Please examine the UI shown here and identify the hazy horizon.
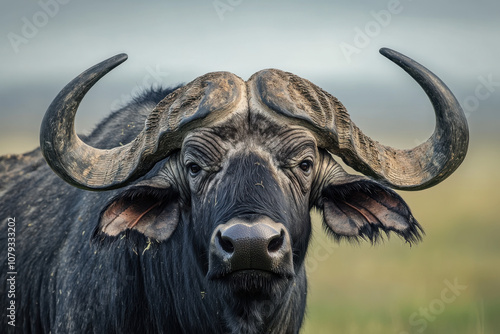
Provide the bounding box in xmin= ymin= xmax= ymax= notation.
xmin=1 ymin=0 xmax=499 ymax=155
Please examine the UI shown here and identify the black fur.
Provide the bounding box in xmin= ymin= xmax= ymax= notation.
xmin=0 ymin=87 xmax=308 ymax=333
xmin=84 ymin=86 xmax=182 ymax=149
xmin=0 ymin=84 xmax=422 ymax=333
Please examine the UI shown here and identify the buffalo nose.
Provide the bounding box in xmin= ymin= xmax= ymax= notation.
xmin=217 ymin=223 xmax=284 ymax=255
xmin=209 ymin=217 xmax=293 ymax=275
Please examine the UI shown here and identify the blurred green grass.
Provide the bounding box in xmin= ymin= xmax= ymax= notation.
xmin=302 ymin=143 xmax=499 ymax=333
xmin=2 ymin=132 xmax=498 ymax=333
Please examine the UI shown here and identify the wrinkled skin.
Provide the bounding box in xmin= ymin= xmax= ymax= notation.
xmin=0 ymin=86 xmax=423 ymax=333
xmin=90 ymin=97 xmax=421 ymax=333
xmin=2 ymin=47 xmax=469 ymax=333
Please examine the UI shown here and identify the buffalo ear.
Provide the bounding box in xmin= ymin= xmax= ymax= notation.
xmin=317 ymin=179 xmax=423 ymax=244
xmin=95 ymin=186 xmax=180 ymax=242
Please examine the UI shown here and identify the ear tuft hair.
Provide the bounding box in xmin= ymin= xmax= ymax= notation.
xmin=319 ymin=180 xmax=424 ymax=245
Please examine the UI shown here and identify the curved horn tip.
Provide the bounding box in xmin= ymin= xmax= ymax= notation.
xmin=92 ymin=53 xmax=128 ymax=73
xmin=379 ymin=47 xmax=395 ymax=56
xmin=378 ymin=47 xmax=409 ymax=63
xmin=39 ymin=52 xmax=131 ymax=191
xmin=106 ymin=53 xmax=128 ymax=66
xmin=344 ymin=47 xmax=469 ymax=190
xmin=114 ymin=53 xmax=128 ymax=61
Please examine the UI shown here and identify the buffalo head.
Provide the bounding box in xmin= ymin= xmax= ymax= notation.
xmin=39 ymin=48 xmax=468 ymax=304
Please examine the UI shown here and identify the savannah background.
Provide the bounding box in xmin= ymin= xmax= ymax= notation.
xmin=1 ymin=1 xmax=498 ymax=333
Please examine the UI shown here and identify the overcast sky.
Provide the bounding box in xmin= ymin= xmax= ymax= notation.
xmin=1 ymin=0 xmax=499 ymax=155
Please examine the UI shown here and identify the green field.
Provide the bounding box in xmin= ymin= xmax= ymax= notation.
xmin=1 ymin=136 xmax=498 ymax=333
xmin=302 ymin=143 xmax=499 ymax=333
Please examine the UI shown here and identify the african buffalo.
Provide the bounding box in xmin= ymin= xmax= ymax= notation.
xmin=0 ymin=48 xmax=468 ymax=333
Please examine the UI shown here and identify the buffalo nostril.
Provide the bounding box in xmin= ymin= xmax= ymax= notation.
xmin=267 ymin=229 xmax=285 ymax=253
xmin=208 ymin=221 xmax=293 ymax=277
xmin=217 ymin=230 xmax=234 ymax=254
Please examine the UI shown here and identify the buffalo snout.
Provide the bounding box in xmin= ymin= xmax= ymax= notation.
xmin=208 ymin=216 xmax=293 ymax=280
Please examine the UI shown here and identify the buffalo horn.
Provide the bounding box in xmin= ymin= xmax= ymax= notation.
xmin=40 ymin=54 xmax=246 ymax=190
xmin=249 ymin=48 xmax=469 ymax=190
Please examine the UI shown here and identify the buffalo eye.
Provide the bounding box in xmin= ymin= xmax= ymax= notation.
xmin=188 ymin=163 xmax=202 ymax=176
xmin=299 ymin=160 xmax=313 ymax=173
